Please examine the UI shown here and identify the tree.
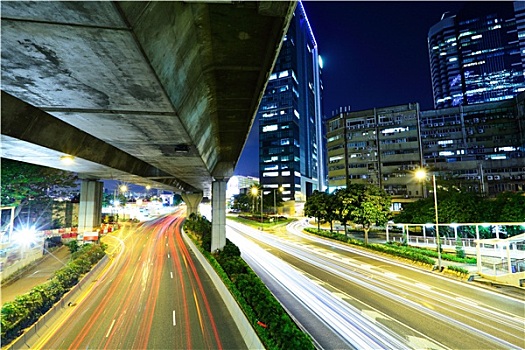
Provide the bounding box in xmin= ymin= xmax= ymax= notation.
xmin=394 ymin=197 xmax=435 ymax=224
xmin=348 ymin=185 xmax=391 ymax=244
xmin=231 ymin=193 xmax=251 ymax=212
xmin=304 ymin=190 xmax=329 ymax=231
xmin=332 ymin=187 xmax=359 ymax=237
xmin=488 ymin=191 xmax=525 ymax=222
xmin=1 ymin=159 xmax=78 ymax=229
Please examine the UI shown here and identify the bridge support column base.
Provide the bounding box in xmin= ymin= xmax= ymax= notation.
xmin=211 ymin=180 xmax=227 ymax=252
xmin=78 ymin=180 xmax=103 ymax=232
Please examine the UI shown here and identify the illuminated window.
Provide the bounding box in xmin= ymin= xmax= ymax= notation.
xmin=282 ymin=171 xmax=291 ymax=176
xmin=329 ymin=155 xmax=343 ymax=162
xmin=439 ymin=151 xmax=454 ymax=156
xmin=263 ymin=172 xmax=279 ymax=177
xmin=263 ymin=125 xmax=278 ymax=132
xmin=438 ymin=140 xmax=453 ymax=145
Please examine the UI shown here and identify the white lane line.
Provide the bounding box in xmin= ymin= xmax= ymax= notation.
xmin=106 ymin=319 xmax=116 ymax=338
xmin=455 ymin=297 xmax=478 ymax=306
xmin=170 ymin=271 xmax=173 ymax=279
xmin=168 ymin=253 xmax=170 ymax=259
xmin=415 ymin=283 xmax=432 ymax=291
xmin=173 ymin=310 xmax=177 ymax=326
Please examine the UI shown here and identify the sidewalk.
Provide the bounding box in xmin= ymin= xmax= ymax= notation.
xmin=1 ymin=246 xmax=71 ymax=305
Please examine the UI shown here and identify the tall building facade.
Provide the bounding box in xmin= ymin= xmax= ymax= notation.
xmin=326 ymin=103 xmax=423 ymax=210
xmin=428 ymin=2 xmax=525 ymax=109
xmin=257 ymin=2 xmax=324 ymax=204
xmin=326 ymin=94 xmax=525 ymax=209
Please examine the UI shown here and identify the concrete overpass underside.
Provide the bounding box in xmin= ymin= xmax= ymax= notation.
xmin=1 ymin=1 xmax=295 ymax=198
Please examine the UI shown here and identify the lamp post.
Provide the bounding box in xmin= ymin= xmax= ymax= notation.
xmin=260 ymin=188 xmax=264 ymax=226
xmin=416 ymin=170 xmax=442 ymax=270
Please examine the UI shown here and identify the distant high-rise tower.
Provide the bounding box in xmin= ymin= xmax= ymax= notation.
xmin=428 ymin=2 xmax=525 ymax=109
xmin=257 ymin=2 xmax=324 ymax=204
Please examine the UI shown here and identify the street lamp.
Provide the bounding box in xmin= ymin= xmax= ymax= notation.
xmin=260 ymin=187 xmax=264 ymax=226
xmin=120 ymin=184 xmax=128 ymax=197
xmin=415 ymin=169 xmax=442 ymax=271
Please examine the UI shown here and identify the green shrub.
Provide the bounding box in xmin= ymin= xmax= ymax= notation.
xmin=446 ymin=265 xmax=469 ymax=275
xmin=1 ymin=243 xmax=106 ymax=345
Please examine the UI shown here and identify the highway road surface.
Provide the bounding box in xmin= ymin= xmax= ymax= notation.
xmin=29 ymin=213 xmax=245 ymax=349
xmin=226 ymin=220 xmax=525 ymax=350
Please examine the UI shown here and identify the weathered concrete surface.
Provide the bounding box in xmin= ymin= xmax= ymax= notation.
xmin=1 ymin=1 xmax=295 ymax=196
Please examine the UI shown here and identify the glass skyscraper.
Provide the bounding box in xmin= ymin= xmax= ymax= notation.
xmin=257 ymin=2 xmax=324 ymax=204
xmin=428 ymin=2 xmax=525 ymax=109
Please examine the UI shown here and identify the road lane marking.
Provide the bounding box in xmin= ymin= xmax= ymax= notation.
xmin=415 ymin=283 xmax=432 ymax=291
xmin=168 ymin=253 xmax=170 ymax=259
xmin=106 ymin=319 xmax=116 ymax=338
xmin=173 ymin=310 xmax=177 ymax=326
xmin=455 ymin=297 xmax=478 ymax=306
xmin=193 ymin=291 xmax=205 ymax=333
xmin=170 ymin=271 xmax=173 ymax=279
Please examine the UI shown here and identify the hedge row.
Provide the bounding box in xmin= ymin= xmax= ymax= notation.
xmin=184 ymin=215 xmax=314 ymax=350
xmin=1 ymin=243 xmax=106 ymax=345
xmin=446 ymin=265 xmax=470 ymax=275
xmin=386 ymin=241 xmax=477 ymax=264
xmin=304 ymin=228 xmax=436 ymax=266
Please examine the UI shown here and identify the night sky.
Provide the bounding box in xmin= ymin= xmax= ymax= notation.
xmin=235 ymin=1 xmax=468 ymax=177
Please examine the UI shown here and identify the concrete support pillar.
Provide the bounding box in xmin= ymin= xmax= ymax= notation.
xmin=78 ymin=180 xmax=103 ymax=233
xmin=181 ymin=192 xmax=203 ymax=217
xmin=211 ymin=180 xmax=227 ymax=252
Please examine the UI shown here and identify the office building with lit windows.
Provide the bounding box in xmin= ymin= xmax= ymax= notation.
xmin=428 ymin=2 xmax=525 ymax=109
xmin=257 ymin=2 xmax=324 ymax=209
xmin=326 ymin=93 xmax=525 ymax=209
xmin=326 ymin=103 xmax=423 ymax=211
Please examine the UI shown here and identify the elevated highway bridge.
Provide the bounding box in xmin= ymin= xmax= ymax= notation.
xmin=1 ymin=1 xmax=296 ymax=249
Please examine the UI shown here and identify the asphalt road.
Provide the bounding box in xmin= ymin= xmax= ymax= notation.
xmin=1 ymin=245 xmax=71 ymax=304
xmin=227 ymin=220 xmax=525 ymax=350
xmin=28 ymin=213 xmax=245 ymax=349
